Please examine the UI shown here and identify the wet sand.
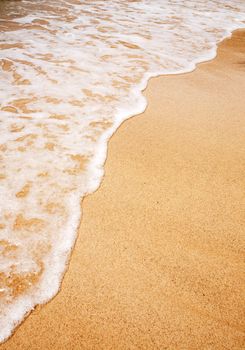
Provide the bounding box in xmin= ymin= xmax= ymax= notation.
xmin=1 ymin=30 xmax=245 ymax=349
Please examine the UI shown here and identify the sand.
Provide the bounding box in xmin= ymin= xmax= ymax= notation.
xmin=1 ymin=30 xmax=245 ymax=349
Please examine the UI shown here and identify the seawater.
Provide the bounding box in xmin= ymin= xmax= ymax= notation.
xmin=0 ymin=0 xmax=244 ymax=343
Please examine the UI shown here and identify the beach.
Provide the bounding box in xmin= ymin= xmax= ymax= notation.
xmin=1 ymin=29 xmax=245 ymax=349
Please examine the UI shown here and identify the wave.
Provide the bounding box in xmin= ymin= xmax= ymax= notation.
xmin=0 ymin=0 xmax=244 ymax=343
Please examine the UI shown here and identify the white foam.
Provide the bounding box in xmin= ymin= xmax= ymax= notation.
xmin=0 ymin=0 xmax=245 ymax=343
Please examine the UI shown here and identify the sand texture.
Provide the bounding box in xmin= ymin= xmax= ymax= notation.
xmin=1 ymin=30 xmax=245 ymax=349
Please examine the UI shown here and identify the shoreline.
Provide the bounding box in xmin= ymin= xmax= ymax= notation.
xmin=1 ymin=29 xmax=245 ymax=349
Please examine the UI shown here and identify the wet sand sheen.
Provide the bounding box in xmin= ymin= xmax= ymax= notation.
xmin=1 ymin=30 xmax=245 ymax=349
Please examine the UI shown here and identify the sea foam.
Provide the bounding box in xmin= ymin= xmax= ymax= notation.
xmin=0 ymin=0 xmax=245 ymax=343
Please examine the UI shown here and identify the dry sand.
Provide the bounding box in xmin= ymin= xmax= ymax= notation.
xmin=1 ymin=30 xmax=245 ymax=350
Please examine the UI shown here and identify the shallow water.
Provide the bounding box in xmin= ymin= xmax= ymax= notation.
xmin=0 ymin=0 xmax=244 ymax=343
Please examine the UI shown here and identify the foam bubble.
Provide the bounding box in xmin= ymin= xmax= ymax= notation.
xmin=0 ymin=0 xmax=245 ymax=343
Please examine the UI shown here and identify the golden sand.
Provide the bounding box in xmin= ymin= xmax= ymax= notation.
xmin=1 ymin=30 xmax=245 ymax=349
